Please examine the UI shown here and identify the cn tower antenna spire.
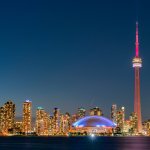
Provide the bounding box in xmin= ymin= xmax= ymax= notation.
xmin=135 ymin=21 xmax=139 ymax=57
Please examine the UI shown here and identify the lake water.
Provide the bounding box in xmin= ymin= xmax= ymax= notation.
xmin=0 ymin=136 xmax=150 ymax=150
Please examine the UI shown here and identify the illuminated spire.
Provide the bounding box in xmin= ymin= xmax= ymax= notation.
xmin=135 ymin=22 xmax=139 ymax=57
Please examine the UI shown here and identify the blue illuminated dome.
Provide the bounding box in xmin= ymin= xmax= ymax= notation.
xmin=73 ymin=116 xmax=116 ymax=128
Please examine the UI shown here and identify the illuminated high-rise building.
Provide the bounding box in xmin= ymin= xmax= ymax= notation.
xmin=22 ymin=100 xmax=32 ymax=134
xmin=49 ymin=116 xmax=54 ymax=135
xmin=123 ymin=120 xmax=131 ymax=133
xmin=36 ymin=107 xmax=49 ymax=135
xmin=129 ymin=112 xmax=138 ymax=134
xmin=132 ymin=22 xmax=142 ymax=132
xmin=65 ymin=112 xmax=71 ymax=131
xmin=143 ymin=120 xmax=150 ymax=136
xmin=111 ymin=104 xmax=117 ymax=124
xmin=0 ymin=107 xmax=5 ymax=133
xmin=0 ymin=101 xmax=15 ymax=134
xmin=53 ymin=108 xmax=60 ymax=134
xmin=60 ymin=114 xmax=65 ymax=134
xmin=116 ymin=107 xmax=125 ymax=132
xmin=60 ymin=112 xmax=71 ymax=134
xmin=90 ymin=107 xmax=103 ymax=116
xmin=77 ymin=107 xmax=86 ymax=119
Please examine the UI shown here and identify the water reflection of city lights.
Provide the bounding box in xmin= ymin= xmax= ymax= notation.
xmin=90 ymin=134 xmax=95 ymax=138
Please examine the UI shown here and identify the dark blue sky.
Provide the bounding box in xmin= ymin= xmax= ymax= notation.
xmin=0 ymin=0 xmax=150 ymax=120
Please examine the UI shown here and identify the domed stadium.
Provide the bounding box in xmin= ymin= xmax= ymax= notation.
xmin=71 ymin=116 xmax=116 ymax=135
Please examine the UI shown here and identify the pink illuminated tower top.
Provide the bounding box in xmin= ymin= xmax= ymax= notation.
xmin=135 ymin=22 xmax=139 ymax=57
xmin=132 ymin=22 xmax=142 ymax=68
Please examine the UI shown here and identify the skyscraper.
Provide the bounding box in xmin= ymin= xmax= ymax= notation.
xmin=129 ymin=112 xmax=138 ymax=134
xmin=53 ymin=108 xmax=60 ymax=134
xmin=36 ymin=107 xmax=49 ymax=135
xmin=22 ymin=100 xmax=32 ymax=134
xmin=116 ymin=107 xmax=125 ymax=132
xmin=59 ymin=112 xmax=71 ymax=135
xmin=132 ymin=22 xmax=142 ymax=132
xmin=111 ymin=104 xmax=117 ymax=124
xmin=0 ymin=101 xmax=15 ymax=134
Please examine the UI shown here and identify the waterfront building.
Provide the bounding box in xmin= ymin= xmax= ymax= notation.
xmin=90 ymin=107 xmax=103 ymax=116
xmin=0 ymin=101 xmax=15 ymax=135
xmin=143 ymin=120 xmax=150 ymax=136
xmin=129 ymin=112 xmax=138 ymax=134
xmin=132 ymin=22 xmax=142 ymax=132
xmin=36 ymin=107 xmax=49 ymax=135
xmin=48 ymin=116 xmax=54 ymax=135
xmin=116 ymin=107 xmax=125 ymax=132
xmin=14 ymin=121 xmax=23 ymax=134
xmin=22 ymin=100 xmax=32 ymax=134
xmin=77 ymin=107 xmax=86 ymax=119
xmin=0 ymin=106 xmax=5 ymax=134
xmin=53 ymin=108 xmax=61 ymax=134
xmin=123 ymin=120 xmax=131 ymax=133
xmin=111 ymin=104 xmax=117 ymax=124
xmin=60 ymin=112 xmax=71 ymax=135
xmin=60 ymin=114 xmax=65 ymax=134
xmin=65 ymin=112 xmax=71 ymax=131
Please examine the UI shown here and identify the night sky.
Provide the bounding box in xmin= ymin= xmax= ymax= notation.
xmin=0 ymin=0 xmax=150 ymax=120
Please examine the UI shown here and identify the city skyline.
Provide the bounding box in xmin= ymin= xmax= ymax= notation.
xmin=0 ymin=0 xmax=150 ymax=120
xmin=0 ymin=99 xmax=144 ymax=135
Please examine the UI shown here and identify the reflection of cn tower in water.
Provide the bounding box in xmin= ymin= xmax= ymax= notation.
xmin=132 ymin=22 xmax=142 ymax=132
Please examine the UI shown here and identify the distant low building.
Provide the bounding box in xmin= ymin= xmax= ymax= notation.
xmin=90 ymin=107 xmax=103 ymax=116
xmin=14 ymin=121 xmax=23 ymax=134
xmin=77 ymin=107 xmax=86 ymax=119
xmin=143 ymin=120 xmax=150 ymax=136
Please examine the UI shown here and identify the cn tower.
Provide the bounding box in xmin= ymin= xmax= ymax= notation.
xmin=132 ymin=22 xmax=142 ymax=132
